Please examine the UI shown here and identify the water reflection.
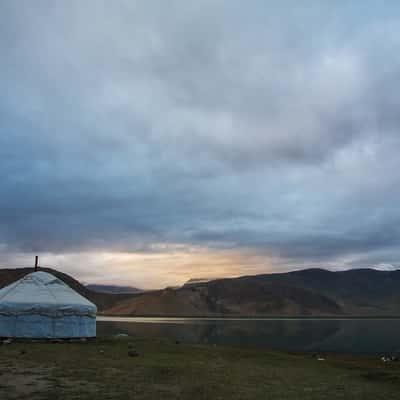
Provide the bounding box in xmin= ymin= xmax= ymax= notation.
xmin=97 ymin=317 xmax=400 ymax=353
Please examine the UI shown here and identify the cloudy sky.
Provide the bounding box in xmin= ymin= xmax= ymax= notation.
xmin=1 ymin=1 xmax=400 ymax=288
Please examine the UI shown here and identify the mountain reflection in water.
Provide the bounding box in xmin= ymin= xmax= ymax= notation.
xmin=97 ymin=318 xmax=400 ymax=353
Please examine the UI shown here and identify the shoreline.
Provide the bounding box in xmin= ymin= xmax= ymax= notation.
xmin=97 ymin=315 xmax=400 ymax=321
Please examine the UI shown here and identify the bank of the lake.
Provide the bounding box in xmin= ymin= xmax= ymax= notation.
xmin=1 ymin=337 xmax=400 ymax=399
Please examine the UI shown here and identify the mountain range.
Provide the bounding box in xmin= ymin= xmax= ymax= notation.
xmin=1 ymin=267 xmax=400 ymax=316
xmin=85 ymin=284 xmax=142 ymax=294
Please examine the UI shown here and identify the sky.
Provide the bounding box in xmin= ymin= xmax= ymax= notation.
xmin=1 ymin=1 xmax=400 ymax=289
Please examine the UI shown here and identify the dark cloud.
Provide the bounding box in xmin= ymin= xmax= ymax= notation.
xmin=1 ymin=0 xmax=400 ymax=277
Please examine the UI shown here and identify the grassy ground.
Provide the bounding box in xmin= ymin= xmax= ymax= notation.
xmin=1 ymin=338 xmax=400 ymax=399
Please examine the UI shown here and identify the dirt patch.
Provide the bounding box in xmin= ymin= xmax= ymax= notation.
xmin=0 ymin=370 xmax=51 ymax=399
xmin=0 ymin=367 xmax=101 ymax=400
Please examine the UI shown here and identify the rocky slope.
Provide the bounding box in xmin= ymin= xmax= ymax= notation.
xmin=102 ymin=268 xmax=400 ymax=316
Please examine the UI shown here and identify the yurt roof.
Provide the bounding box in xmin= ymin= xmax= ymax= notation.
xmin=0 ymin=271 xmax=96 ymax=317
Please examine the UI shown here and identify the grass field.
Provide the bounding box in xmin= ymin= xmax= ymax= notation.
xmin=1 ymin=337 xmax=400 ymax=399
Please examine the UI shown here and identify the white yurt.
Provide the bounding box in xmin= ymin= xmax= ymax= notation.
xmin=0 ymin=271 xmax=97 ymax=338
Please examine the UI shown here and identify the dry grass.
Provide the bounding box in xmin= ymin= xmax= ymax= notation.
xmin=1 ymin=338 xmax=400 ymax=399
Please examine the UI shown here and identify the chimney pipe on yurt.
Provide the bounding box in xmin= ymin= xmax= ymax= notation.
xmin=34 ymin=256 xmax=39 ymax=272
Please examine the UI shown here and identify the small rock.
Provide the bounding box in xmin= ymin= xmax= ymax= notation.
xmin=128 ymin=350 xmax=139 ymax=357
xmin=380 ymin=355 xmax=399 ymax=362
xmin=175 ymin=340 xmax=181 ymax=345
xmin=19 ymin=349 xmax=27 ymax=355
xmin=115 ymin=333 xmax=129 ymax=338
xmin=99 ymin=350 xmax=105 ymax=354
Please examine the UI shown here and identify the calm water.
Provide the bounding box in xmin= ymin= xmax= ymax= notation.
xmin=97 ymin=317 xmax=400 ymax=354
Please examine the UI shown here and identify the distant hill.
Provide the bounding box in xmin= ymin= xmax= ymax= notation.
xmin=85 ymin=284 xmax=142 ymax=294
xmin=2 ymin=267 xmax=400 ymax=316
xmin=104 ymin=273 xmax=341 ymax=316
xmin=103 ymin=268 xmax=400 ymax=317
xmin=248 ymin=268 xmax=400 ymax=315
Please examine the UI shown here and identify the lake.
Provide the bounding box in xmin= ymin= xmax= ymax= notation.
xmin=97 ymin=316 xmax=400 ymax=354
